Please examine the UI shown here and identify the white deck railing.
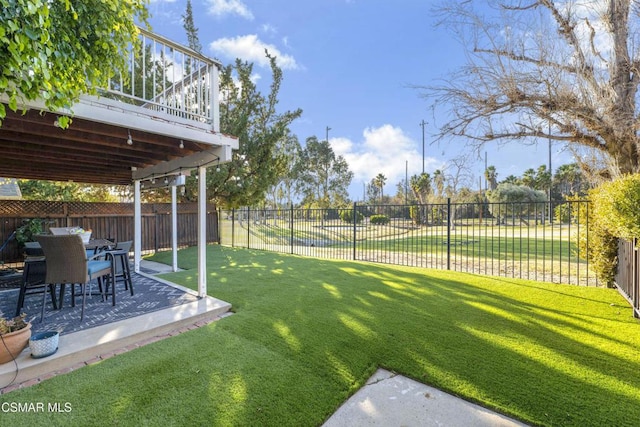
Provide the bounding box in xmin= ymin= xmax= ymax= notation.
xmin=103 ymin=27 xmax=220 ymax=132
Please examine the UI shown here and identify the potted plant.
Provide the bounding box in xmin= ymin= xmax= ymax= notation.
xmin=0 ymin=313 xmax=32 ymax=364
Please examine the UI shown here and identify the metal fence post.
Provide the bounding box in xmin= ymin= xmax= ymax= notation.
xmin=634 ymin=238 xmax=639 ymax=318
xmin=290 ymin=203 xmax=294 ymax=254
xmin=247 ymin=206 xmax=251 ymax=249
xmin=447 ymin=197 xmax=451 ymax=270
xmin=353 ymin=202 xmax=357 ymax=261
xmin=231 ymin=208 xmax=235 ymax=247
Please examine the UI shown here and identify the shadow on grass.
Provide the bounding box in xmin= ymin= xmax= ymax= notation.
xmin=4 ymin=245 xmax=637 ymax=426
xmin=152 ymin=245 xmax=640 ymax=426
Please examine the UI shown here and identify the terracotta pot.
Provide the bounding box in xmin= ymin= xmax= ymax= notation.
xmin=0 ymin=323 xmax=32 ymax=364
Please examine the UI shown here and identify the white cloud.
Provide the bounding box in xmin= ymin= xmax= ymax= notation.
xmin=206 ymin=0 xmax=254 ymax=20
xmin=330 ymin=124 xmax=439 ymax=192
xmin=210 ymin=34 xmax=300 ymax=70
xmin=261 ymin=24 xmax=277 ymax=35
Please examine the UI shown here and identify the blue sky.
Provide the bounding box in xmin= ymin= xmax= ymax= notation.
xmin=147 ymin=0 xmax=573 ymax=199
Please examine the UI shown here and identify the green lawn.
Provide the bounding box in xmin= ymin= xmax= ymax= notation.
xmin=1 ymin=245 xmax=639 ymax=426
xmin=225 ymin=220 xmax=582 ymax=262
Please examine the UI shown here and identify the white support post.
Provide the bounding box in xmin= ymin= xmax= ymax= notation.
xmin=134 ymin=180 xmax=142 ymax=273
xmin=197 ymin=166 xmax=207 ymax=297
xmin=171 ymin=185 xmax=178 ymax=272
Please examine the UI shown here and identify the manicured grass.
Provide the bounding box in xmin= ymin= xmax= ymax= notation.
xmin=356 ymin=234 xmax=578 ymax=260
xmin=1 ymin=245 xmax=639 ymax=426
xmin=225 ymin=219 xmax=580 ymax=261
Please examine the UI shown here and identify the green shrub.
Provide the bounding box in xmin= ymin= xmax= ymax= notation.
xmin=15 ymin=218 xmax=45 ymax=247
xmin=340 ymin=209 xmax=364 ymax=224
xmin=572 ymin=197 xmax=618 ymax=286
xmin=554 ymin=204 xmax=571 ymax=224
xmin=369 ymin=214 xmax=390 ymax=225
xmin=573 ymin=174 xmax=640 ymax=287
xmin=591 ymin=174 xmax=640 ymax=240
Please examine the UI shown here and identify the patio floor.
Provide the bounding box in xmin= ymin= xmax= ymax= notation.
xmin=0 ymin=261 xmax=231 ymax=391
xmin=1 ymin=271 xmax=199 ymax=336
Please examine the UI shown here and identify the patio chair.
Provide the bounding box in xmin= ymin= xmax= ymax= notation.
xmin=24 ymin=241 xmax=44 ymax=257
xmin=105 ymin=241 xmax=133 ymax=296
xmin=36 ymin=234 xmax=114 ymax=321
xmin=15 ymin=256 xmax=57 ymax=321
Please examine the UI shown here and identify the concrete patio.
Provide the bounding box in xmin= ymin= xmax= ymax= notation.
xmin=0 ymin=260 xmax=231 ymax=391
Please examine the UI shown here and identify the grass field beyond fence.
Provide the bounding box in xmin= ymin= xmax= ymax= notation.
xmin=221 ymin=201 xmax=596 ymax=286
xmin=1 ymin=246 xmax=637 ymax=426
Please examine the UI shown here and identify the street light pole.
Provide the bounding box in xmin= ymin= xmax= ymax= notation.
xmin=419 ymin=120 xmax=427 ymax=174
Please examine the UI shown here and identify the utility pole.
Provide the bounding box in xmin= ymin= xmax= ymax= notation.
xmin=548 ymin=122 xmax=553 ymax=224
xmin=419 ymin=120 xmax=427 ymax=174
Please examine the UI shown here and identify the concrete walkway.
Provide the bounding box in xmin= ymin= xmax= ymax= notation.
xmin=323 ymin=369 xmax=528 ymax=427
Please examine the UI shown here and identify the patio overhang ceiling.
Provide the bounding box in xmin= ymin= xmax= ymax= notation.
xmin=0 ymin=104 xmax=234 ymax=186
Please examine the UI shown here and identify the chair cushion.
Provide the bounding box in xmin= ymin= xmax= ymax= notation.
xmin=87 ymin=260 xmax=111 ymax=276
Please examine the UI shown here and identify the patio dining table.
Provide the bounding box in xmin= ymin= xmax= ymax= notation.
xmin=85 ymin=238 xmax=115 ymax=252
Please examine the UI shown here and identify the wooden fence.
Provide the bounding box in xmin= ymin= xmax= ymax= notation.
xmin=615 ymin=238 xmax=640 ymax=318
xmin=0 ymin=200 xmax=218 ymax=265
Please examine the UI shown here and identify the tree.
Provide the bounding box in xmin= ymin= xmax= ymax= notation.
xmin=432 ymin=169 xmax=445 ymax=199
xmin=521 ymin=168 xmax=537 ymax=189
xmin=182 ymin=0 xmax=202 ymax=53
xmin=0 ymin=0 xmax=148 ymax=127
xmin=267 ymin=132 xmax=302 ymax=208
xmin=296 ymin=136 xmax=353 ymax=208
xmin=501 ymin=174 xmax=520 ymax=185
xmin=373 ymin=173 xmax=387 ymax=204
xmin=366 ymin=181 xmax=379 ymax=204
xmin=410 ymin=173 xmax=432 ymax=204
xmin=178 ymin=55 xmax=301 ymax=207
xmin=535 ymin=165 xmax=552 ymax=192
xmin=484 ymin=166 xmax=499 ymax=191
xmin=425 ymin=1 xmax=640 ymax=180
xmin=178 ymin=6 xmax=302 ymax=208
xmin=487 ymin=183 xmax=547 ymax=224
xmin=554 ymin=163 xmax=588 ymax=197
xmin=19 ymin=180 xmax=121 ymax=202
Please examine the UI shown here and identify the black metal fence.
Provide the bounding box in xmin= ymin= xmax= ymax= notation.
xmin=220 ymin=200 xmax=597 ymax=286
xmin=615 ymin=238 xmax=640 ymax=318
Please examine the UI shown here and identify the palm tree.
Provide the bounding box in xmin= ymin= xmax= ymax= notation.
xmin=373 ymin=173 xmax=387 ymax=204
xmin=433 ymin=169 xmax=445 ymax=198
xmin=484 ymin=166 xmax=498 ymax=191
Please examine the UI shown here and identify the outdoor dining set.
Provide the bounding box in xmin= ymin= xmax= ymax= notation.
xmin=14 ymin=228 xmax=134 ymax=323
